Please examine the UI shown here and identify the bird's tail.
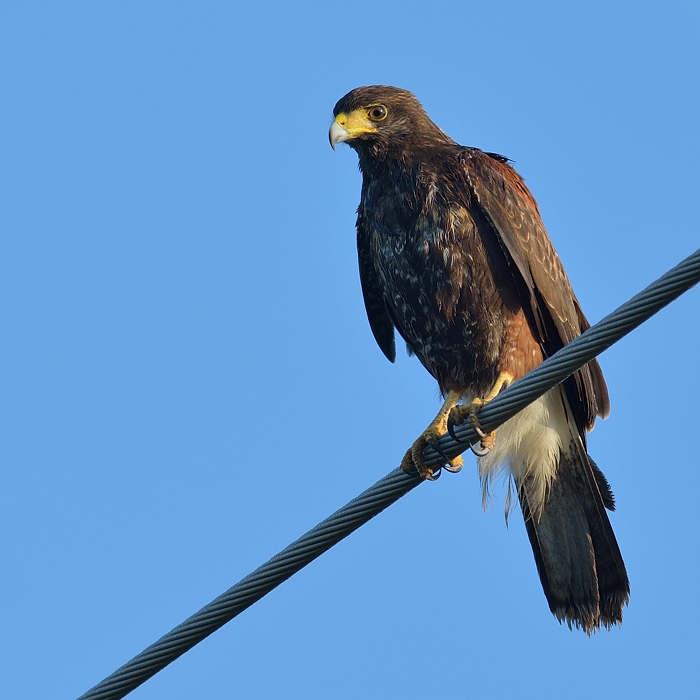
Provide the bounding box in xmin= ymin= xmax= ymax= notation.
xmin=518 ymin=430 xmax=630 ymax=633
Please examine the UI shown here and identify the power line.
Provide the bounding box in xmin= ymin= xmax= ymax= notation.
xmin=428 ymin=247 xmax=700 ymax=466
xmin=78 ymin=248 xmax=700 ymax=700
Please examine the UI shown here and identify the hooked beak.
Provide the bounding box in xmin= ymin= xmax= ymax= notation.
xmin=329 ymin=120 xmax=350 ymax=150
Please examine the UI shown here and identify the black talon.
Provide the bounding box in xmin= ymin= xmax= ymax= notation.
xmin=428 ymin=438 xmax=452 ymax=467
xmin=429 ymin=439 xmax=462 ymax=474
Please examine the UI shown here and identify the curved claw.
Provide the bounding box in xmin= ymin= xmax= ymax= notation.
xmin=428 ymin=437 xmax=450 ymax=463
xmin=469 ymin=442 xmax=491 ymax=458
xmin=410 ymin=457 xmax=440 ymax=481
xmin=447 ymin=405 xmax=469 ymax=442
xmin=470 ymin=421 xmax=488 ymax=439
xmin=401 ymin=460 xmax=439 ymax=480
xmin=428 ymin=438 xmax=464 ymax=474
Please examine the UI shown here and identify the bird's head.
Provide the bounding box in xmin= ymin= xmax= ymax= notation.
xmin=329 ymin=85 xmax=454 ymax=162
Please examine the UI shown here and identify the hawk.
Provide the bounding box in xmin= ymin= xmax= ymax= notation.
xmin=329 ymin=85 xmax=629 ymax=633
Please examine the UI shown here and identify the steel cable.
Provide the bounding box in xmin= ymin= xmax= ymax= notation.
xmin=424 ymin=247 xmax=700 ymax=467
xmin=78 ymin=247 xmax=700 ymax=699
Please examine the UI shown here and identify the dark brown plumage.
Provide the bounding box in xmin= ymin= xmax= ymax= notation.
xmin=330 ymin=85 xmax=629 ymax=632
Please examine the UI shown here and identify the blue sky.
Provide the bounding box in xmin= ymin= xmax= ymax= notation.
xmin=2 ymin=2 xmax=699 ymax=698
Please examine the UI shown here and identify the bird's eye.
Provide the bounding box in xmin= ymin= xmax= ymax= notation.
xmin=367 ymin=105 xmax=388 ymax=121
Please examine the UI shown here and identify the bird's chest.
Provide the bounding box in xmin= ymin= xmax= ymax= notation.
xmin=367 ymin=211 xmax=456 ymax=324
xmin=362 ymin=181 xmax=484 ymax=319
xmin=361 ymin=179 xmax=459 ymax=292
xmin=361 ymin=184 xmax=507 ymax=391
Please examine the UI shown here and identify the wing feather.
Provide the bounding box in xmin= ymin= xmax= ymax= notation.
xmin=357 ymin=215 xmax=396 ymax=362
xmin=459 ymin=149 xmax=608 ymax=428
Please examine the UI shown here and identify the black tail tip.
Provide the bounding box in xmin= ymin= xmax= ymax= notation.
xmin=552 ymin=590 xmax=630 ymax=635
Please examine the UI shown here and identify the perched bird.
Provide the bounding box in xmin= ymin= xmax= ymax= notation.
xmin=329 ymin=85 xmax=629 ymax=633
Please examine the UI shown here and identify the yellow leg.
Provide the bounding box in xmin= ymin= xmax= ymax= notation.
xmin=400 ymin=389 xmax=464 ymax=480
xmin=448 ymin=371 xmax=513 ymax=452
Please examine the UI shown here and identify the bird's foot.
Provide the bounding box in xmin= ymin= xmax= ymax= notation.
xmin=400 ymin=430 xmax=464 ymax=480
xmin=400 ymin=389 xmax=464 ymax=480
xmin=447 ymin=400 xmax=496 ymax=457
xmin=447 ymin=372 xmax=513 ymax=456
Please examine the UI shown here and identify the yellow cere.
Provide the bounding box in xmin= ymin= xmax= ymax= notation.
xmin=334 ymin=109 xmax=377 ymax=137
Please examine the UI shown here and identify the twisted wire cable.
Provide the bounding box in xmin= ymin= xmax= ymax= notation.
xmin=78 ymin=248 xmax=700 ymax=700
xmin=78 ymin=468 xmax=423 ymax=700
xmin=424 ymin=247 xmax=700 ymax=467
